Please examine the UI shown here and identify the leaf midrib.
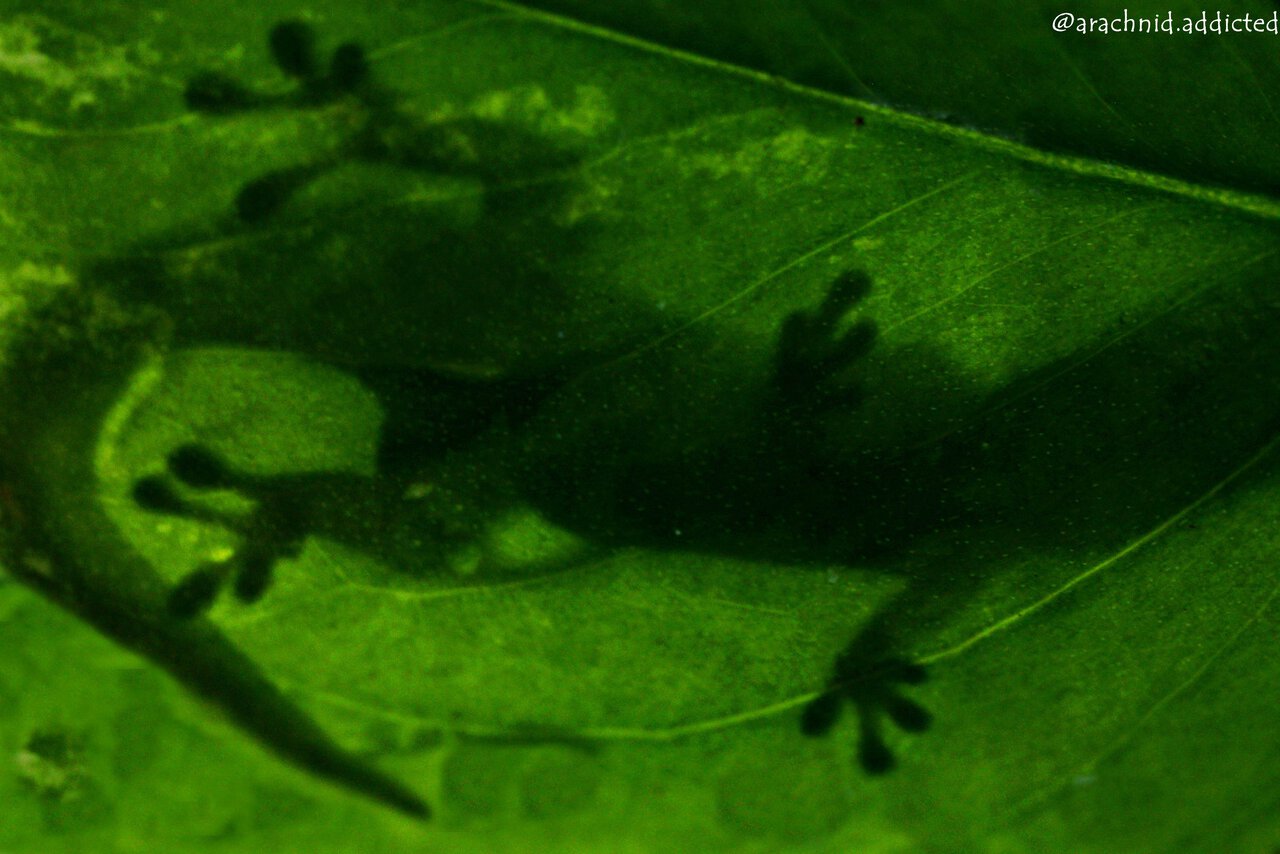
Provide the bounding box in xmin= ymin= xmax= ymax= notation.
xmin=466 ymin=0 xmax=1280 ymax=222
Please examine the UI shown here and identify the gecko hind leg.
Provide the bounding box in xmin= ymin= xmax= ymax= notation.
xmin=778 ymin=272 xmax=935 ymax=772
xmin=800 ymin=629 xmax=932 ymax=774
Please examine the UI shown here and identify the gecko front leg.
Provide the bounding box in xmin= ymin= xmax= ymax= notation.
xmin=183 ymin=18 xmax=579 ymax=223
xmin=132 ymin=445 xmax=323 ymax=616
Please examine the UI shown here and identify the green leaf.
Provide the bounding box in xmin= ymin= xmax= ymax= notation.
xmin=2 ymin=3 xmax=1280 ymax=852
xmin=505 ymin=0 xmax=1280 ymax=196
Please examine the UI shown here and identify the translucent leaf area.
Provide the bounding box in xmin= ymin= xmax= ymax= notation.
xmin=1 ymin=2 xmax=1279 ymax=852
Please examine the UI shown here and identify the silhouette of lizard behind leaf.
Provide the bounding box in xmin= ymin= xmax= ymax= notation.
xmin=70 ymin=18 xmax=1280 ymax=799
xmin=94 ymin=19 xmax=957 ymax=775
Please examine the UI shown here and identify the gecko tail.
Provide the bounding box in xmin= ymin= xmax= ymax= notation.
xmin=0 ymin=284 xmax=430 ymax=820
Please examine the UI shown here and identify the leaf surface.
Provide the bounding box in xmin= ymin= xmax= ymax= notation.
xmin=1 ymin=3 xmax=1279 ymax=852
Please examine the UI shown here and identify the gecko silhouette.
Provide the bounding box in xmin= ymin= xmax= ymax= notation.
xmin=79 ymin=18 xmax=1280 ymax=793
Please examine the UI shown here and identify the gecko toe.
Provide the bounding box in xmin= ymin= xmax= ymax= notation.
xmin=269 ymin=19 xmax=321 ymax=80
xmin=168 ymin=445 xmax=235 ymax=489
xmin=858 ymin=733 xmax=896 ymax=775
xmin=885 ymin=696 xmax=932 ymax=733
xmin=232 ymin=549 xmax=277 ymax=604
xmin=800 ymin=690 xmax=844 ymax=736
xmin=820 ymin=270 xmax=872 ymax=317
xmin=167 ymin=562 xmax=231 ymax=618
xmin=330 ymin=42 xmax=369 ymax=90
xmin=132 ymin=476 xmax=188 ymax=514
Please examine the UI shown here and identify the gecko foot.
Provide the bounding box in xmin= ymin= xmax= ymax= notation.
xmin=183 ymin=20 xmax=372 ymax=220
xmin=799 ymin=631 xmax=931 ymax=774
xmin=184 ymin=19 xmax=368 ymax=115
xmin=132 ymin=445 xmax=310 ymax=617
xmin=772 ymin=270 xmax=877 ymax=421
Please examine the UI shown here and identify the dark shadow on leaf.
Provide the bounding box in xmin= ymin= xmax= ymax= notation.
xmin=53 ymin=18 xmax=1280 ymax=798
